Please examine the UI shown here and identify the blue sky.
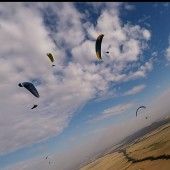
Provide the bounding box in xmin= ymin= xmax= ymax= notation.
xmin=0 ymin=2 xmax=170 ymax=170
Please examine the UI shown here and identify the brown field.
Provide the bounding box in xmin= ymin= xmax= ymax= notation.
xmin=79 ymin=122 xmax=170 ymax=170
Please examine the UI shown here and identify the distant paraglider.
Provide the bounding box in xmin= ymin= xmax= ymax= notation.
xmin=47 ymin=53 xmax=55 ymax=66
xmin=31 ymin=104 xmax=38 ymax=109
xmin=46 ymin=156 xmax=50 ymax=165
xmin=136 ymin=106 xmax=146 ymax=117
xmin=18 ymin=82 xmax=40 ymax=98
xmin=95 ymin=34 xmax=104 ymax=60
xmin=105 ymin=45 xmax=111 ymax=55
xmin=18 ymin=82 xmax=39 ymax=109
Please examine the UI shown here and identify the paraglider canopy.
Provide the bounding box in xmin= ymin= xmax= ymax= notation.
xmin=95 ymin=34 xmax=104 ymax=60
xmin=18 ymin=82 xmax=40 ymax=98
xmin=47 ymin=53 xmax=55 ymax=66
xmin=31 ymin=104 xmax=38 ymax=109
xmin=136 ymin=106 xmax=146 ymax=117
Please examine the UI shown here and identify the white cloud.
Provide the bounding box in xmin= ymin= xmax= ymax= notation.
xmin=89 ymin=102 xmax=134 ymax=122
xmin=152 ymin=51 xmax=158 ymax=57
xmin=163 ymin=2 xmax=169 ymax=7
xmin=52 ymin=3 xmax=85 ymax=49
xmin=165 ymin=36 xmax=170 ymax=61
xmin=0 ymin=2 xmax=153 ymax=156
xmin=138 ymin=15 xmax=151 ymax=24
xmin=124 ymin=3 xmax=136 ymax=10
xmin=153 ymin=3 xmax=158 ymax=8
xmin=123 ymin=84 xmax=146 ymax=96
xmin=126 ymin=60 xmax=153 ymax=80
xmin=0 ymin=2 xmax=84 ymax=154
xmin=166 ymin=47 xmax=170 ymax=60
xmin=142 ymin=29 xmax=151 ymax=40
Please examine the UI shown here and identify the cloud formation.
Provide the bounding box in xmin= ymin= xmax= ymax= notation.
xmin=165 ymin=36 xmax=170 ymax=61
xmin=0 ymin=2 xmax=152 ymax=155
xmin=123 ymin=84 xmax=146 ymax=96
xmin=88 ymin=102 xmax=135 ymax=123
xmin=3 ymin=86 xmax=170 ymax=170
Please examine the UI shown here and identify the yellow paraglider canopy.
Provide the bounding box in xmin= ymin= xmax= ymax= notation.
xmin=95 ymin=34 xmax=104 ymax=60
xmin=47 ymin=53 xmax=55 ymax=66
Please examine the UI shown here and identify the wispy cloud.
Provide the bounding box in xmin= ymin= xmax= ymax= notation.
xmin=123 ymin=84 xmax=146 ymax=96
xmin=165 ymin=36 xmax=170 ymax=61
xmin=88 ymin=102 xmax=135 ymax=123
xmin=124 ymin=3 xmax=136 ymax=10
xmin=152 ymin=51 xmax=158 ymax=57
xmin=163 ymin=2 xmax=169 ymax=7
xmin=138 ymin=15 xmax=151 ymax=24
xmin=126 ymin=60 xmax=153 ymax=81
xmin=166 ymin=48 xmax=170 ymax=60
xmin=164 ymin=36 xmax=170 ymax=61
xmin=153 ymin=3 xmax=158 ymax=8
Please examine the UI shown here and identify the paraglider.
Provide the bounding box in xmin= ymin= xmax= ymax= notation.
xmin=18 ymin=82 xmax=40 ymax=98
xmin=105 ymin=45 xmax=111 ymax=54
xmin=95 ymin=34 xmax=104 ymax=60
xmin=136 ymin=106 xmax=146 ymax=117
xmin=31 ymin=104 xmax=38 ymax=109
xmin=47 ymin=53 xmax=55 ymax=66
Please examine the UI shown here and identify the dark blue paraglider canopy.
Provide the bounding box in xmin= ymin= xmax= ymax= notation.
xmin=18 ymin=82 xmax=40 ymax=98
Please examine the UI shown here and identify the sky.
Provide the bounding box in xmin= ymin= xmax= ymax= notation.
xmin=0 ymin=2 xmax=170 ymax=170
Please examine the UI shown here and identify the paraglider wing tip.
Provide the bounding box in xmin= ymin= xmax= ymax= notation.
xmin=18 ymin=83 xmax=22 ymax=87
